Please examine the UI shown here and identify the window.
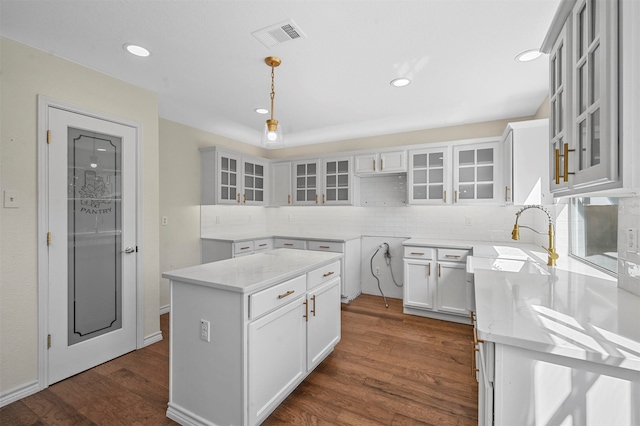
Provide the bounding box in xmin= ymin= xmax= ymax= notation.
xmin=570 ymin=197 xmax=618 ymax=274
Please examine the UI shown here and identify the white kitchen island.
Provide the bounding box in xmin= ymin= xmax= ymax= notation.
xmin=162 ymin=248 xmax=343 ymax=426
xmin=474 ymin=266 xmax=640 ymax=426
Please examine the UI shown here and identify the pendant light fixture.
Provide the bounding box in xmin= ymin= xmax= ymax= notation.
xmin=261 ymin=56 xmax=285 ymax=148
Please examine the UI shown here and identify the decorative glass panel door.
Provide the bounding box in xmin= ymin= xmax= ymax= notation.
xmin=409 ymin=148 xmax=450 ymax=204
xmin=47 ymin=106 xmax=137 ymax=385
xmin=453 ymin=143 xmax=499 ymax=204
xmin=67 ymin=128 xmax=122 ymax=345
xmin=218 ymin=153 xmax=239 ymax=204
xmin=293 ymin=160 xmax=319 ymax=205
xmin=243 ymin=160 xmax=265 ymax=204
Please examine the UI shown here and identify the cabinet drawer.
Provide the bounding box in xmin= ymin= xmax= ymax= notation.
xmin=253 ymin=238 xmax=273 ymax=252
xmin=233 ymin=241 xmax=254 ymax=256
xmin=250 ymin=275 xmax=306 ymax=320
xmin=307 ymin=260 xmax=341 ymax=290
xmin=403 ymin=247 xmax=435 ymax=259
xmin=274 ymin=238 xmax=306 ymax=250
xmin=307 ymin=240 xmax=344 ymax=253
xmin=438 ymin=248 xmax=470 ymax=262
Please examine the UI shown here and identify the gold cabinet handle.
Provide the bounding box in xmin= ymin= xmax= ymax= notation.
xmin=237 ymin=193 xmax=241 ymax=204
xmin=563 ymin=143 xmax=569 ymax=182
xmin=303 ymin=299 xmax=308 ymax=321
xmin=311 ymin=295 xmax=316 ymax=316
xmin=278 ymin=290 xmax=295 ymax=299
xmin=454 ymin=190 xmax=458 ymax=203
xmin=472 ymin=342 xmax=480 ymax=376
xmin=380 ymin=158 xmax=384 ymax=171
xmin=505 ymin=186 xmax=510 ymax=202
xmin=322 ymin=194 xmax=326 ymax=204
xmin=470 ymin=311 xmax=475 ymax=325
xmin=240 ymin=246 xmax=251 ymax=250
xmin=473 ymin=327 xmax=484 ymax=344
xmin=373 ymin=159 xmax=376 ymax=171
xmin=443 ymin=190 xmax=446 ymax=203
xmin=445 ymin=254 xmax=461 ymax=259
xmin=411 ymin=252 xmax=425 ymax=255
xmin=288 ymin=194 xmax=291 ymax=205
xmin=284 ymin=243 xmax=294 ymax=246
xmin=427 ymin=263 xmax=431 ymax=276
xmin=555 ymin=148 xmax=560 ymax=184
xmin=258 ymin=243 xmax=267 ymax=247
xmin=438 ymin=264 xmax=442 ymax=277
xmin=243 ymin=193 xmax=247 ymax=204
xmin=319 ymin=245 xmax=331 ymax=249
xmin=322 ymin=271 xmax=335 ymax=277
xmin=315 ymin=194 xmax=318 ymax=204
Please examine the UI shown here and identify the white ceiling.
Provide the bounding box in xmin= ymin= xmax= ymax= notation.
xmin=0 ymin=0 xmax=560 ymax=148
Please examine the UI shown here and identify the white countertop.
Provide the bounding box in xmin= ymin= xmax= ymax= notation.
xmin=162 ymin=248 xmax=343 ymax=294
xmin=202 ymin=233 xmax=361 ymax=243
xmin=474 ymin=267 xmax=640 ymax=371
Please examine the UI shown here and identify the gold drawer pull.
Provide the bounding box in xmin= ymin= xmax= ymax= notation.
xmin=373 ymin=159 xmax=376 ymax=171
xmin=240 ymin=246 xmax=251 ymax=250
xmin=278 ymin=290 xmax=295 ymax=300
xmin=303 ymin=299 xmax=308 ymax=321
xmin=323 ymin=271 xmax=335 ymax=277
xmin=258 ymin=244 xmax=268 ymax=247
xmin=505 ymin=186 xmax=510 ymax=202
xmin=445 ymin=254 xmax=461 ymax=259
xmin=288 ymin=194 xmax=291 ymax=205
xmin=555 ymin=148 xmax=560 ymax=184
xmin=427 ymin=263 xmax=431 ymax=276
xmin=311 ymin=295 xmax=316 ymax=316
xmin=411 ymin=252 xmax=425 ymax=255
xmin=443 ymin=190 xmax=446 ymax=203
xmin=319 ymin=245 xmax=331 ymax=249
xmin=284 ymin=243 xmax=294 ymax=246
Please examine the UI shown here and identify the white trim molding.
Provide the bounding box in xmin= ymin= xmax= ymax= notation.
xmin=0 ymin=381 xmax=40 ymax=408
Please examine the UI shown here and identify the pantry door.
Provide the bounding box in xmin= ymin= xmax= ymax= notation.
xmin=46 ymin=106 xmax=138 ymax=385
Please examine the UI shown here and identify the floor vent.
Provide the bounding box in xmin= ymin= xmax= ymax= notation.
xmin=252 ymin=19 xmax=307 ymax=48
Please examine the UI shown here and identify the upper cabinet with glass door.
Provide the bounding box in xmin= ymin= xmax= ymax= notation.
xmin=200 ymin=147 xmax=268 ymax=205
xmin=408 ymin=147 xmax=450 ymax=205
xmin=322 ymin=157 xmax=353 ymax=205
xmin=543 ymin=0 xmax=621 ymax=195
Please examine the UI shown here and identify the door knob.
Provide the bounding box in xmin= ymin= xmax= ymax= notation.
xmin=123 ymin=246 xmax=135 ymax=254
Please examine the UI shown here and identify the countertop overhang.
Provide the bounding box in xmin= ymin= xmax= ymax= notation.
xmin=162 ymin=248 xmax=343 ymax=294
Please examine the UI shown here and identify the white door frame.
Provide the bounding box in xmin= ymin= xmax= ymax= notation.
xmin=36 ymin=95 xmax=145 ymax=389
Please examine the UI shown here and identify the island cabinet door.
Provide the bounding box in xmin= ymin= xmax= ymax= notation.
xmin=404 ymin=259 xmax=435 ymax=309
xmin=306 ymin=277 xmax=341 ymax=371
xmin=248 ymin=297 xmax=306 ymax=425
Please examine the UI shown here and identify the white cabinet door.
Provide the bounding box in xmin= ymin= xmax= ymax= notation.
xmin=293 ymin=159 xmax=320 ymax=205
xmin=354 ymin=153 xmax=378 ymax=174
xmin=248 ymin=297 xmax=306 ymax=425
xmin=408 ymin=147 xmax=450 ymax=205
xmin=404 ymin=259 xmax=435 ymax=309
xmin=453 ymin=142 xmax=500 ymax=204
xmin=379 ymin=151 xmax=406 ymax=173
xmin=216 ymin=151 xmax=242 ymax=205
xmin=242 ymin=158 xmax=267 ymax=205
xmin=306 ymin=277 xmax=341 ymax=370
xmin=322 ymin=157 xmax=352 ymax=205
xmin=271 ymin=161 xmax=292 ymax=206
xmin=437 ymin=262 xmax=468 ymax=316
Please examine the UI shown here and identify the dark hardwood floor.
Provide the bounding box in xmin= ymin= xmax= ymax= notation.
xmin=0 ymin=294 xmax=477 ymax=425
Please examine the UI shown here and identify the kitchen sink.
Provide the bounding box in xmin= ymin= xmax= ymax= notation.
xmin=466 ymin=256 xmax=550 ymax=275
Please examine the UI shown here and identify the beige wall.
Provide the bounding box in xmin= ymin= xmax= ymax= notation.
xmin=158 ymin=119 xmax=265 ymax=308
xmin=0 ymin=37 xmax=160 ymax=395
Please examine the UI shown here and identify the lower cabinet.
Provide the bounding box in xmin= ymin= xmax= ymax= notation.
xmin=202 ymin=238 xmax=273 ymax=263
xmin=403 ymin=245 xmax=470 ymax=322
xmin=167 ymin=260 xmax=341 ymax=426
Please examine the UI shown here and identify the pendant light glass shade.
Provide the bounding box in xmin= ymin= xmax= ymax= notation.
xmin=261 ymin=119 xmax=284 ymax=148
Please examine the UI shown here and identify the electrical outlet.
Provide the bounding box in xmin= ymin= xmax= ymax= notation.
xmin=216 ymin=215 xmax=220 ymax=224
xmin=3 ymin=190 xmax=20 ymax=208
xmin=161 ymin=216 xmax=168 ymax=226
xmin=465 ymin=216 xmax=472 ymax=227
xmin=200 ymin=319 xmax=210 ymax=342
xmin=288 ymin=214 xmax=292 ymax=222
xmin=628 ymin=228 xmax=638 ymax=252
xmin=375 ymin=267 xmax=381 ymax=276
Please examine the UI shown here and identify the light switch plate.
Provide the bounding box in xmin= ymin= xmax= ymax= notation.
xmin=628 ymin=228 xmax=638 ymax=252
xmin=3 ymin=190 xmax=20 ymax=208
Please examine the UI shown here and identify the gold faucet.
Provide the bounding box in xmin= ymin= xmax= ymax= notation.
xmin=511 ymin=205 xmax=559 ymax=267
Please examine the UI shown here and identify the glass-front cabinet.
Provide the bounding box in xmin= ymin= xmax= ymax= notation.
xmin=200 ymin=147 xmax=268 ymax=205
xmin=544 ymin=0 xmax=619 ymax=195
xmin=323 ymin=158 xmax=351 ymax=205
xmin=408 ymin=141 xmax=500 ymax=205
xmin=293 ymin=159 xmax=320 ymax=205
xmin=408 ymin=147 xmax=450 ymax=205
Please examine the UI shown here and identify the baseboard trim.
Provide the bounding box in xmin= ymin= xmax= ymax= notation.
xmin=167 ymin=402 xmax=218 ymax=426
xmin=159 ymin=304 xmax=170 ymax=315
xmin=0 ymin=380 xmax=40 ymax=408
xmin=143 ymin=331 xmax=163 ymax=347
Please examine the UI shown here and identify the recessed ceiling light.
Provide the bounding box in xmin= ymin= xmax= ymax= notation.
xmin=255 ymin=108 xmax=269 ymax=115
xmin=123 ymin=43 xmax=151 ymax=57
xmin=515 ymin=49 xmax=542 ymax=62
xmin=390 ymin=77 xmax=411 ymax=87
xmin=97 ymin=148 xmax=107 ymax=152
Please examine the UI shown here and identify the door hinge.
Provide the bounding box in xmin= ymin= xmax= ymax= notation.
xmin=47 ymin=334 xmax=51 ymax=349
xmin=47 ymin=130 xmax=51 ymax=145
xmin=47 ymin=232 xmax=52 ymax=246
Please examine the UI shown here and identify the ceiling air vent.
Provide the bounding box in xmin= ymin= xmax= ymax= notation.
xmin=252 ymin=19 xmax=307 ymax=48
